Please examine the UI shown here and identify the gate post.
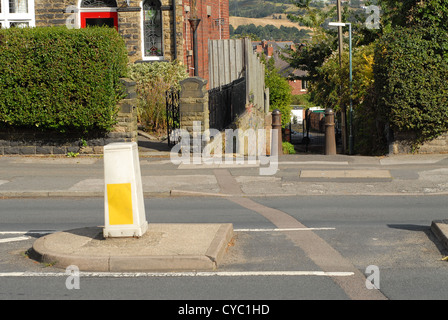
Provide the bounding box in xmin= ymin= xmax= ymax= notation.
xmin=325 ymin=108 xmax=336 ymax=155
xmin=179 ymin=77 xmax=209 ymax=153
xmin=272 ymin=109 xmax=282 ymax=156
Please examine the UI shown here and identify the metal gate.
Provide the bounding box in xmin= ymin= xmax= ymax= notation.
xmin=166 ymin=88 xmax=180 ymax=147
xmin=290 ymin=109 xmax=326 ymax=153
xmin=290 ymin=109 xmax=341 ymax=153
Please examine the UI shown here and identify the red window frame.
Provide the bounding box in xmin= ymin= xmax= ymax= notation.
xmin=80 ymin=12 xmax=118 ymax=30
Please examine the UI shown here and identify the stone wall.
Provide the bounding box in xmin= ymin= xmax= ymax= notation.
xmin=34 ymin=0 xmax=73 ymax=27
xmin=118 ymin=7 xmax=142 ymax=63
xmin=178 ymin=77 xmax=270 ymax=156
xmin=0 ymin=78 xmax=138 ymax=156
xmin=389 ymin=131 xmax=448 ymax=154
xmin=234 ymin=104 xmax=267 ymax=156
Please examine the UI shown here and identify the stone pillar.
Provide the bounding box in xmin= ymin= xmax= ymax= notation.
xmin=179 ymin=77 xmax=209 ymax=152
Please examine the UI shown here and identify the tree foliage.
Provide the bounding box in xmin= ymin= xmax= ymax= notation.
xmin=285 ymin=0 xmax=448 ymax=153
xmin=378 ymin=0 xmax=448 ymax=31
xmin=262 ymin=55 xmax=292 ymax=128
xmin=374 ymin=26 xmax=448 ymax=146
xmin=230 ymin=24 xmax=311 ymax=43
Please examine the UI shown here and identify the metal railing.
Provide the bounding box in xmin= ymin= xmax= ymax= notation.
xmin=208 ymin=77 xmax=246 ymax=131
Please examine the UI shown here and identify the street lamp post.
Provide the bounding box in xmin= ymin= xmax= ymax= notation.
xmin=328 ymin=22 xmax=353 ymax=155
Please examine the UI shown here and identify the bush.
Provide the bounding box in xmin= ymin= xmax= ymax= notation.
xmin=282 ymin=141 xmax=296 ymax=154
xmin=0 ymin=26 xmax=128 ymax=133
xmin=374 ymin=26 xmax=448 ymax=147
xmin=128 ymin=61 xmax=188 ymax=135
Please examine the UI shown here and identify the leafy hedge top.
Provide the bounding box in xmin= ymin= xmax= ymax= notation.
xmin=374 ymin=26 xmax=448 ymax=144
xmin=0 ymin=26 xmax=128 ymax=133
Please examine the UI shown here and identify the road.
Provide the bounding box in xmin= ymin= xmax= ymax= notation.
xmin=0 ymin=195 xmax=447 ymax=302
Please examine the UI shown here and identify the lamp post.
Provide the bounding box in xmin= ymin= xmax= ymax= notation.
xmin=328 ymin=22 xmax=353 ymax=155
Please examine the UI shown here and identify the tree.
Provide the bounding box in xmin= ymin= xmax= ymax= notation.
xmin=285 ymin=0 xmax=388 ymax=154
xmin=262 ymin=56 xmax=292 ymax=128
xmin=378 ymin=0 xmax=448 ymax=31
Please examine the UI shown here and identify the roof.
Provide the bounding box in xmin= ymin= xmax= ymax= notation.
xmin=253 ymin=40 xmax=307 ymax=79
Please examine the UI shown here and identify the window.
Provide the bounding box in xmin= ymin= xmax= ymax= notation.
xmin=80 ymin=0 xmax=117 ymax=8
xmin=0 ymin=0 xmax=34 ymax=28
xmin=142 ymin=0 xmax=163 ymax=60
xmin=301 ymin=80 xmax=308 ymax=91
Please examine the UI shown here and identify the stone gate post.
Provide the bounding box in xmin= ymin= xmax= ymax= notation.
xmin=179 ymin=77 xmax=209 ymax=153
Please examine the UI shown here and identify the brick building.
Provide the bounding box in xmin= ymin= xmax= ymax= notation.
xmin=254 ymin=40 xmax=308 ymax=95
xmin=0 ymin=0 xmax=229 ymax=82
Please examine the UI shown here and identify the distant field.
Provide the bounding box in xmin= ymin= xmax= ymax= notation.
xmin=229 ymin=16 xmax=310 ymax=30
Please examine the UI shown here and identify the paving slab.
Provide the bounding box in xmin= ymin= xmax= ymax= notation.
xmin=299 ymin=169 xmax=392 ymax=179
xmin=31 ymin=223 xmax=234 ymax=272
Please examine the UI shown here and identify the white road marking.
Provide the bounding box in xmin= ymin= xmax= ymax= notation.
xmin=234 ymin=227 xmax=335 ymax=232
xmin=0 ymin=231 xmax=55 ymax=235
xmin=0 ymin=236 xmax=30 ymax=243
xmin=0 ymin=271 xmax=354 ymax=278
xmin=0 ymin=230 xmax=56 ymax=243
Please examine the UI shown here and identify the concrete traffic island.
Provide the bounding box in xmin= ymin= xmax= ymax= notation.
xmin=31 ymin=223 xmax=234 ymax=272
xmin=31 ymin=142 xmax=234 ymax=272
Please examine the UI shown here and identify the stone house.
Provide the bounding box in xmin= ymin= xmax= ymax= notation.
xmin=0 ymin=0 xmax=229 ymax=82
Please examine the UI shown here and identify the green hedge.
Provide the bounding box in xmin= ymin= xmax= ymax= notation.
xmin=0 ymin=26 xmax=128 ymax=133
xmin=374 ymin=26 xmax=448 ymax=146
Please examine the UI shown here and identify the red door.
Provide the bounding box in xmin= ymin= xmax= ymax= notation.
xmin=80 ymin=12 xmax=118 ymax=30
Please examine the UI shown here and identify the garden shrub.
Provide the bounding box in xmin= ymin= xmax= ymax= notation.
xmin=0 ymin=26 xmax=128 ymax=133
xmin=128 ymin=61 xmax=188 ymax=135
xmin=282 ymin=141 xmax=296 ymax=154
xmin=374 ymin=26 xmax=448 ymax=148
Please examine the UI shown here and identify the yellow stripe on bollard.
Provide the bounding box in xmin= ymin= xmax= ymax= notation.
xmin=107 ymin=183 xmax=133 ymax=225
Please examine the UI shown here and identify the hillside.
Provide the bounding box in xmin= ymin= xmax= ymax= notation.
xmin=230 ymin=0 xmax=297 ymax=18
xmin=229 ymin=16 xmax=309 ymax=30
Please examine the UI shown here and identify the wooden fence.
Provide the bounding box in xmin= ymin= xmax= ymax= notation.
xmin=208 ymin=38 xmax=266 ymax=111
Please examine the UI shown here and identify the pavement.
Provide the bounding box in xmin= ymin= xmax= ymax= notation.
xmin=2 ymin=134 xmax=448 ymax=272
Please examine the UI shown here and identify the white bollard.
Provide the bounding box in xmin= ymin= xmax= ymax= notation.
xmin=103 ymin=142 xmax=148 ymax=238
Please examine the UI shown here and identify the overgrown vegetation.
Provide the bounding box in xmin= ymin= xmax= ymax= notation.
xmin=261 ymin=54 xmax=292 ymax=128
xmin=282 ymin=141 xmax=296 ymax=154
xmin=0 ymin=26 xmax=128 ymax=133
xmin=128 ymin=61 xmax=188 ymax=135
xmin=374 ymin=26 xmax=448 ymax=148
